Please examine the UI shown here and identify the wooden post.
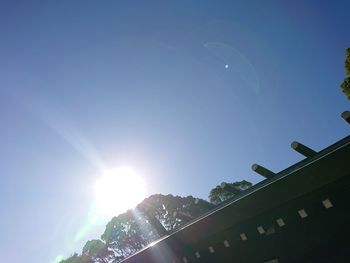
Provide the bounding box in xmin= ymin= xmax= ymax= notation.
xmin=291 ymin=141 xmax=317 ymax=158
xmin=251 ymin=164 xmax=275 ymax=178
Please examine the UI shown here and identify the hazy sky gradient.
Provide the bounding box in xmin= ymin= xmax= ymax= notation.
xmin=0 ymin=1 xmax=349 ymax=262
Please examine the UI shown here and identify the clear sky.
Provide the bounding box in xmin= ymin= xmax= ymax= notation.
xmin=0 ymin=1 xmax=349 ymax=262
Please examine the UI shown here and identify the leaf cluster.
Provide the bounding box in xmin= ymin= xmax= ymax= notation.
xmin=60 ymin=181 xmax=251 ymax=263
xmin=341 ymin=48 xmax=350 ymax=99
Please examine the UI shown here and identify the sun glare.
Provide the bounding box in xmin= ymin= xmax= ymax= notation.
xmin=94 ymin=167 xmax=146 ymax=218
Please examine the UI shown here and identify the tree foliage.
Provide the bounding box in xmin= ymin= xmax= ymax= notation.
xmin=60 ymin=181 xmax=251 ymax=263
xmin=60 ymin=253 xmax=92 ymax=263
xmin=100 ymin=209 xmax=157 ymax=260
xmin=82 ymin=239 xmax=114 ymax=263
xmin=138 ymin=194 xmax=214 ymax=232
xmin=341 ymin=48 xmax=350 ymax=99
xmin=60 ymin=194 xmax=214 ymax=263
xmin=209 ymin=180 xmax=252 ymax=204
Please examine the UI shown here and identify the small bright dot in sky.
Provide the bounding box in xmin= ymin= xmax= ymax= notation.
xmin=94 ymin=167 xmax=146 ymax=218
xmin=225 ymin=64 xmax=229 ymax=69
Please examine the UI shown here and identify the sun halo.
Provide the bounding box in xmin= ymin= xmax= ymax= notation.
xmin=94 ymin=167 xmax=146 ymax=218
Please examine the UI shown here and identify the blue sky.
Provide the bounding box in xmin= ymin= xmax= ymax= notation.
xmin=0 ymin=1 xmax=349 ymax=262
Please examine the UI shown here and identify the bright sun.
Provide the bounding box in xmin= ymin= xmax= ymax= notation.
xmin=94 ymin=167 xmax=146 ymax=218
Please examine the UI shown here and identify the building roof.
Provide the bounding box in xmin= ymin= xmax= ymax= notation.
xmin=122 ymin=134 xmax=350 ymax=262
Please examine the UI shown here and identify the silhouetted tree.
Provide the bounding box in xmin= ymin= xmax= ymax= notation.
xmin=100 ymin=194 xmax=214 ymax=261
xmin=341 ymin=48 xmax=350 ymax=99
xmin=209 ymin=180 xmax=252 ymax=204
xmin=60 ymin=253 xmax=92 ymax=263
xmin=138 ymin=194 xmax=214 ymax=232
xmin=82 ymin=239 xmax=114 ymax=263
xmin=101 ymin=209 xmax=157 ymax=261
xmin=60 ymin=186 xmax=249 ymax=263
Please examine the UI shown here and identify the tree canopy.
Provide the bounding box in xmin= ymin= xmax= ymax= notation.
xmin=341 ymin=48 xmax=350 ymax=99
xmin=60 ymin=194 xmax=214 ymax=263
xmin=209 ymin=180 xmax=252 ymax=204
xmin=82 ymin=239 xmax=113 ymax=263
xmin=60 ymin=180 xmax=251 ymax=263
